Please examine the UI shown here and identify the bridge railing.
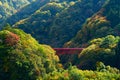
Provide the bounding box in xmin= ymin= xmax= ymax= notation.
xmin=53 ymin=48 xmax=84 ymax=55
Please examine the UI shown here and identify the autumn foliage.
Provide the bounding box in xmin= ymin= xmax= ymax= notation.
xmin=5 ymin=32 xmax=20 ymax=46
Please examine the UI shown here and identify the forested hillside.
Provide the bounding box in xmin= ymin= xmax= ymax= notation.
xmin=2 ymin=0 xmax=50 ymax=26
xmin=62 ymin=35 xmax=120 ymax=69
xmin=0 ymin=27 xmax=59 ymax=80
xmin=65 ymin=0 xmax=120 ymax=47
xmin=13 ymin=0 xmax=105 ymax=47
xmin=0 ymin=0 xmax=35 ymax=23
xmin=0 ymin=27 xmax=120 ymax=80
xmin=0 ymin=0 xmax=120 ymax=79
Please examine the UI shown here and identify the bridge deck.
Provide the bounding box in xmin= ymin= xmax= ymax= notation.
xmin=53 ymin=48 xmax=84 ymax=55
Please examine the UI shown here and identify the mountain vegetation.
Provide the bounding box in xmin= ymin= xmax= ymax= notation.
xmin=65 ymin=0 xmax=120 ymax=47
xmin=0 ymin=27 xmax=120 ymax=80
xmin=77 ymin=35 xmax=120 ymax=70
xmin=2 ymin=0 xmax=50 ymax=26
xmin=0 ymin=0 xmax=35 ymax=23
xmin=0 ymin=0 xmax=120 ymax=79
xmin=0 ymin=27 xmax=59 ymax=80
xmin=13 ymin=0 xmax=105 ymax=47
xmin=59 ymin=35 xmax=120 ymax=70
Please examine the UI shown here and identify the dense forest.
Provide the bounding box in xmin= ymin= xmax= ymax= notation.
xmin=0 ymin=0 xmax=35 ymax=24
xmin=65 ymin=0 xmax=120 ymax=47
xmin=0 ymin=26 xmax=120 ymax=80
xmin=0 ymin=0 xmax=120 ymax=80
xmin=0 ymin=0 xmax=106 ymax=47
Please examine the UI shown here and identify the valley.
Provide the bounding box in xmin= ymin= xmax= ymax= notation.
xmin=0 ymin=0 xmax=120 ymax=80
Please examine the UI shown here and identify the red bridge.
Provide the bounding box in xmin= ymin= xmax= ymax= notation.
xmin=53 ymin=48 xmax=84 ymax=55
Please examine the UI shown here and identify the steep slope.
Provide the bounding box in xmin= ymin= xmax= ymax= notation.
xmin=0 ymin=27 xmax=59 ymax=80
xmin=65 ymin=0 xmax=120 ymax=47
xmin=49 ymin=0 xmax=105 ymax=47
xmin=13 ymin=0 xmax=71 ymax=47
xmin=59 ymin=35 xmax=120 ymax=70
xmin=77 ymin=35 xmax=120 ymax=70
xmin=0 ymin=27 xmax=120 ymax=80
xmin=0 ymin=0 xmax=35 ymax=23
xmin=14 ymin=0 xmax=105 ymax=47
xmin=1 ymin=0 xmax=50 ymax=26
